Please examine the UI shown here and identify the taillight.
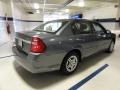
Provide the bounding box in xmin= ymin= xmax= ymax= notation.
xmin=31 ymin=37 xmax=46 ymax=53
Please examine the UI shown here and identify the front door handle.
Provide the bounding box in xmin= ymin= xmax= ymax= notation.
xmin=97 ymin=34 xmax=106 ymax=37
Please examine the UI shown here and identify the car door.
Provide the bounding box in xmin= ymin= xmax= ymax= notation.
xmin=71 ymin=20 xmax=99 ymax=58
xmin=92 ymin=22 xmax=111 ymax=50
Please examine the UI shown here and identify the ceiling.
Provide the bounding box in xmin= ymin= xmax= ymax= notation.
xmin=1 ymin=0 xmax=119 ymax=14
xmin=67 ymin=0 xmax=118 ymax=13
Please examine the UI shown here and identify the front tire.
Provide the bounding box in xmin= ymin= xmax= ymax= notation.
xmin=106 ymin=41 xmax=115 ymax=53
xmin=60 ymin=52 xmax=79 ymax=75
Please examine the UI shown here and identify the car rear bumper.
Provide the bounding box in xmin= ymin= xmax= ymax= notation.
xmin=12 ymin=46 xmax=65 ymax=73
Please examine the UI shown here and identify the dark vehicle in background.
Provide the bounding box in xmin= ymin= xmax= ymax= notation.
xmin=12 ymin=19 xmax=116 ymax=74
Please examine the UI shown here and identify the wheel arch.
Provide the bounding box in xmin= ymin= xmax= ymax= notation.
xmin=112 ymin=38 xmax=116 ymax=43
xmin=60 ymin=49 xmax=82 ymax=74
xmin=62 ymin=49 xmax=82 ymax=63
xmin=111 ymin=33 xmax=116 ymax=43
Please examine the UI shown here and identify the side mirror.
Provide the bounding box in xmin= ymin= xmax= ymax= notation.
xmin=106 ymin=30 xmax=111 ymax=34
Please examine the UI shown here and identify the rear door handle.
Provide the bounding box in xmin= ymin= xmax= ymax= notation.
xmin=76 ymin=38 xmax=85 ymax=41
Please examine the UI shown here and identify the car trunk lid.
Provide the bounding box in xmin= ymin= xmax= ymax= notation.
xmin=15 ymin=31 xmax=53 ymax=54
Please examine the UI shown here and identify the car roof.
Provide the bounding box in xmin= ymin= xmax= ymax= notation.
xmin=46 ymin=19 xmax=99 ymax=23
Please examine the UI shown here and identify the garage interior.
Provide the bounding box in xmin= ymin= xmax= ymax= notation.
xmin=0 ymin=0 xmax=120 ymax=90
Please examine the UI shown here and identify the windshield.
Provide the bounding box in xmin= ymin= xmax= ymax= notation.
xmin=33 ymin=21 xmax=67 ymax=33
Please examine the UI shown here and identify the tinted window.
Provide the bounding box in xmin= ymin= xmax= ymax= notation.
xmin=93 ymin=23 xmax=105 ymax=33
xmin=72 ymin=21 xmax=92 ymax=34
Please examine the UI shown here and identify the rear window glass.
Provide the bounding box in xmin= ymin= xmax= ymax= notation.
xmin=33 ymin=21 xmax=67 ymax=33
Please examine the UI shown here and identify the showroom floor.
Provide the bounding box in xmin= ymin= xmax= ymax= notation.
xmin=0 ymin=38 xmax=120 ymax=90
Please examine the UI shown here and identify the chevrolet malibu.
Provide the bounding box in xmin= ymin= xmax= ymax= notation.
xmin=12 ymin=19 xmax=116 ymax=74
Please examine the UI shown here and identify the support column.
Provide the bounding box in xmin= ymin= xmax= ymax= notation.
xmin=116 ymin=0 xmax=120 ymax=30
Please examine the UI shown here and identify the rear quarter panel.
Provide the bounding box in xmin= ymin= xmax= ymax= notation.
xmin=40 ymin=35 xmax=84 ymax=66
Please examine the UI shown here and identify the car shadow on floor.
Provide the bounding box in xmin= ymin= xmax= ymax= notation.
xmin=13 ymin=51 xmax=112 ymax=89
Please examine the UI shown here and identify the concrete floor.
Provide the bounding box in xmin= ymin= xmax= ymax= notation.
xmin=0 ymin=39 xmax=120 ymax=90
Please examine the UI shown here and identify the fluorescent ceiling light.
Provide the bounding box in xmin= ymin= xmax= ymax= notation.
xmin=34 ymin=3 xmax=40 ymax=9
xmin=65 ymin=9 xmax=69 ymax=13
xmin=79 ymin=0 xmax=84 ymax=7
xmin=36 ymin=10 xmax=40 ymax=13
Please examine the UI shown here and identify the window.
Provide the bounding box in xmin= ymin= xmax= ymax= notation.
xmin=72 ymin=21 xmax=92 ymax=34
xmin=34 ymin=21 xmax=67 ymax=33
xmin=93 ymin=23 xmax=105 ymax=33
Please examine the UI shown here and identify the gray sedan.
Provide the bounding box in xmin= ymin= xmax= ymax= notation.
xmin=12 ymin=19 xmax=116 ymax=74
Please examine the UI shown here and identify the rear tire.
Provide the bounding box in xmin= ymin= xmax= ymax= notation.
xmin=60 ymin=52 xmax=79 ymax=75
xmin=106 ymin=41 xmax=115 ymax=53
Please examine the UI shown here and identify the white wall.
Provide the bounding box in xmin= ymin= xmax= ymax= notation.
xmin=0 ymin=1 xmax=12 ymax=42
xmin=83 ymin=4 xmax=117 ymax=19
xmin=0 ymin=1 xmax=44 ymax=42
xmin=11 ymin=2 xmax=43 ymax=32
xmin=44 ymin=13 xmax=69 ymax=22
xmin=83 ymin=4 xmax=119 ymax=30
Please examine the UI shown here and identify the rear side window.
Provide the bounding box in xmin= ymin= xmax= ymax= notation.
xmin=72 ymin=21 xmax=92 ymax=34
xmin=92 ymin=23 xmax=105 ymax=34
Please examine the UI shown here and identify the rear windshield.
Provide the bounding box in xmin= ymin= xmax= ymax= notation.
xmin=33 ymin=21 xmax=67 ymax=33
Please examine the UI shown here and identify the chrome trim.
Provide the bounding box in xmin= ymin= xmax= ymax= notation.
xmin=15 ymin=37 xmax=31 ymax=44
